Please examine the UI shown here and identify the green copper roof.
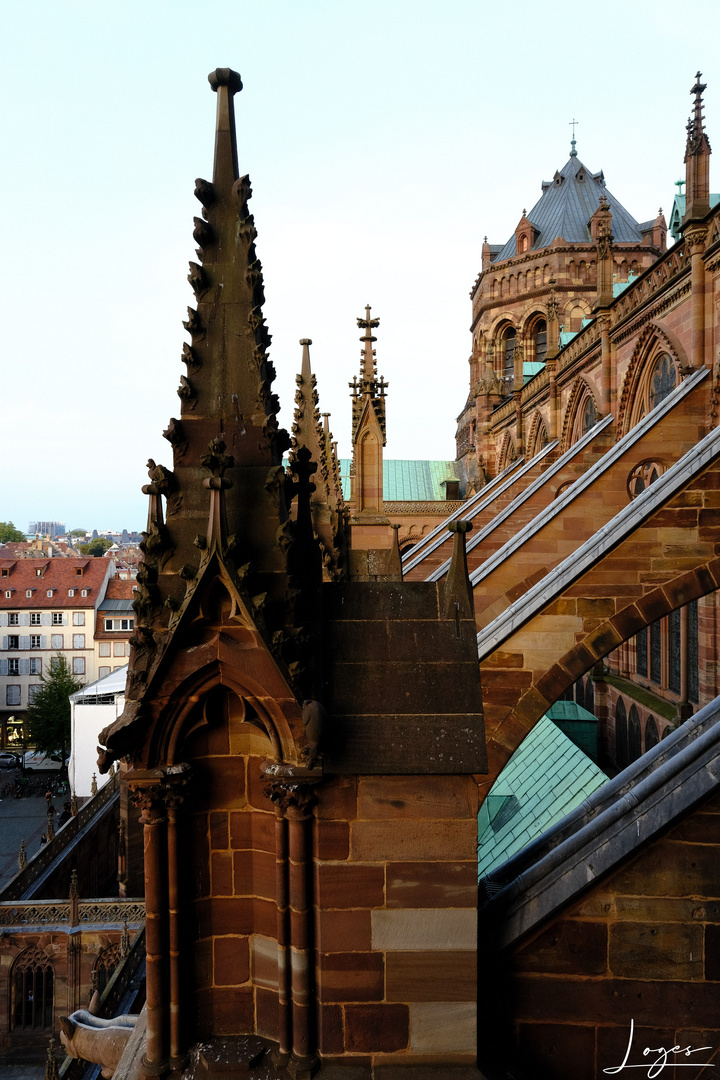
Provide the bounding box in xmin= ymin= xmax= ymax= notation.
xmin=668 ymin=192 xmax=720 ymax=240
xmin=477 ymin=713 xmax=608 ymax=879
xmin=339 ymin=459 xmax=461 ymax=502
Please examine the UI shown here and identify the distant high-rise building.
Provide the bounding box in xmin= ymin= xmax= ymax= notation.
xmin=26 ymin=520 xmax=65 ymax=538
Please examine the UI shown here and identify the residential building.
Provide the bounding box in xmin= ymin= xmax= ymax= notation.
xmin=94 ymin=578 xmax=136 ymax=679
xmin=0 ymin=557 xmax=115 ymax=747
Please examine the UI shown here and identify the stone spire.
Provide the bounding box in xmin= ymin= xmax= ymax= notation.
xmin=684 ymin=72 xmax=712 ymax=224
xmin=350 ymin=305 xmax=388 ymax=445
xmin=131 ymin=67 xmax=291 ymax=632
xmin=291 ymin=339 xmax=325 ymax=502
xmin=349 ymin=306 xmax=388 ymax=515
xmin=104 ymin=68 xmax=302 ymax=759
xmin=291 ymin=340 xmax=346 ymax=579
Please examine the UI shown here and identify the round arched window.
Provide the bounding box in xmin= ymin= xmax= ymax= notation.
xmin=627 ymin=460 xmax=667 ymax=499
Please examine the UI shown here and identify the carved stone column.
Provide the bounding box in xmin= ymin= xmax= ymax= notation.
xmin=598 ymin=314 xmax=612 ymax=414
xmin=130 ymin=781 xmax=169 ymax=1078
xmin=262 ymin=765 xmax=322 ymax=1080
xmin=685 ymin=225 xmax=708 ymax=371
xmin=164 ymin=773 xmax=190 ymax=1072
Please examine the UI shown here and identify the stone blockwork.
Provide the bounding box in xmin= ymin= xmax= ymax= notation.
xmin=480 ymin=789 xmax=720 ymax=1079
xmin=314 ymin=773 xmax=479 ymax=1066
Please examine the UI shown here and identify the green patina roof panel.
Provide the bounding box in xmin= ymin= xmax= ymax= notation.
xmin=339 ymin=459 xmax=461 ymax=502
xmin=477 ymin=713 xmax=608 ymax=879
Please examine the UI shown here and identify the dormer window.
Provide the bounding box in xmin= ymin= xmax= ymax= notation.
xmin=68 ymin=589 xmax=75 ymax=597
xmin=25 ymin=589 xmax=34 ymax=598
xmin=75 ymin=567 xmax=83 ymax=576
xmin=35 ymin=568 xmax=43 ymax=577
xmin=46 ymin=589 xmax=54 ymax=598
xmin=1 ymin=569 xmax=8 ymax=578
xmin=5 ymin=590 xmax=13 ymax=599
xmin=81 ymin=589 xmax=88 ymax=597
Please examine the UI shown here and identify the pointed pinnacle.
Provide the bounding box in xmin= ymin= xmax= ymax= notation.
xmin=299 ymin=338 xmax=313 ymax=381
xmin=208 ymin=68 xmax=243 ymax=192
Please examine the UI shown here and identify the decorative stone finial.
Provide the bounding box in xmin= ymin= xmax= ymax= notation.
xmin=91 ymin=773 xmax=98 ymax=796
xmin=443 ymin=519 xmax=475 ymax=621
xmin=208 ymin=68 xmax=243 ymax=192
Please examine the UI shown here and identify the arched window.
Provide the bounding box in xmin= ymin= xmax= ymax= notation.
xmin=566 ymin=383 xmax=599 ymax=448
xmin=628 ymin=460 xmax=666 ymax=499
xmin=567 ymin=304 xmax=586 ymax=332
xmin=668 ymin=608 xmax=681 ymax=694
xmin=12 ymin=947 xmax=54 ymax=1030
xmin=648 ymin=353 xmax=677 ymax=409
xmin=636 ymin=625 xmax=648 ymax=677
xmin=581 ymin=397 xmax=595 ymax=435
xmin=615 ymin=697 xmax=628 ymax=770
xmin=533 ymin=319 xmax=547 ymax=365
xmin=650 ymin=620 xmax=662 ymax=684
xmin=625 ymin=344 xmax=680 ymax=431
xmin=628 ymin=705 xmax=642 ymax=763
xmin=584 ymin=677 xmax=594 ymax=714
xmin=688 ymin=599 xmax=699 ymax=704
xmin=502 ymin=327 xmax=516 ymax=390
xmin=94 ymin=943 xmax=122 ymax=998
xmin=645 ymin=717 xmax=659 ymax=752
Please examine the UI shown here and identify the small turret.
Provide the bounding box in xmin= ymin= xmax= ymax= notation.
xmin=684 ymin=72 xmax=712 ymax=225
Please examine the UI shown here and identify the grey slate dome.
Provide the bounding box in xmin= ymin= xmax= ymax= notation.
xmin=493 ymin=152 xmax=646 ymax=262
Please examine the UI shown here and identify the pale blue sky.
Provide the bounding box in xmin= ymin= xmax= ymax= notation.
xmin=1 ymin=0 xmax=716 ymax=531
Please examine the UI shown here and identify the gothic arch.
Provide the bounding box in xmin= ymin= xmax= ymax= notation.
xmin=628 ymin=705 xmax=642 ymax=763
xmin=508 ymin=562 xmax=720 ymax=748
xmin=11 ymin=946 xmax=54 ymax=1030
xmin=147 ymin=658 xmax=299 ymax=769
xmin=617 ymin=321 xmax=689 ymax=436
xmin=644 ymin=716 xmax=659 ymax=752
xmin=615 ymin=697 xmax=628 ymax=769
xmin=496 ymin=429 xmax=517 ymax=473
xmin=93 ymin=942 xmax=122 ymax=997
xmin=525 ymin=411 xmax=549 ymax=459
xmin=560 ymin=377 xmax=599 ymax=450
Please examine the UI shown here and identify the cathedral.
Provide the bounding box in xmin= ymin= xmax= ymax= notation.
xmin=4 ymin=68 xmax=720 ymax=1080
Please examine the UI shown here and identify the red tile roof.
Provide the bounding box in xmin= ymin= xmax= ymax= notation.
xmin=0 ymin=558 xmax=114 ymax=608
xmin=104 ymin=578 xmax=137 ymax=600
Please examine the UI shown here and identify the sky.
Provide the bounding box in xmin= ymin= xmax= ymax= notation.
xmin=1 ymin=0 xmax=717 ymax=532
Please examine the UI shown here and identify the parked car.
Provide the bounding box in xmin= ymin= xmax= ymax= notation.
xmin=0 ymin=751 xmax=20 ymax=769
xmin=23 ymin=750 xmax=65 ymax=771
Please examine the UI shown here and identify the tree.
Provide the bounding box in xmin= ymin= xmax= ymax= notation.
xmin=69 ymin=529 xmax=88 ymax=538
xmin=0 ymin=521 xmax=25 ymax=542
xmin=78 ymin=537 xmax=113 ymax=556
xmin=25 ymin=655 xmax=82 ymax=765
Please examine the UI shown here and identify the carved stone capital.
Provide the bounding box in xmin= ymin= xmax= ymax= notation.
xmin=684 ymin=224 xmax=708 ymax=253
xmin=127 ymin=766 xmax=191 ymax=825
xmin=260 ymin=761 xmax=322 ymax=818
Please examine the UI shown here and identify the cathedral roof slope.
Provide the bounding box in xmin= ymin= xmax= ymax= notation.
xmin=339 ymin=458 xmax=461 ymax=502
xmin=493 ymin=153 xmax=646 ymax=262
xmin=479 ymin=693 xmax=720 ymax=947
xmin=477 ymin=713 xmax=608 ymax=878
